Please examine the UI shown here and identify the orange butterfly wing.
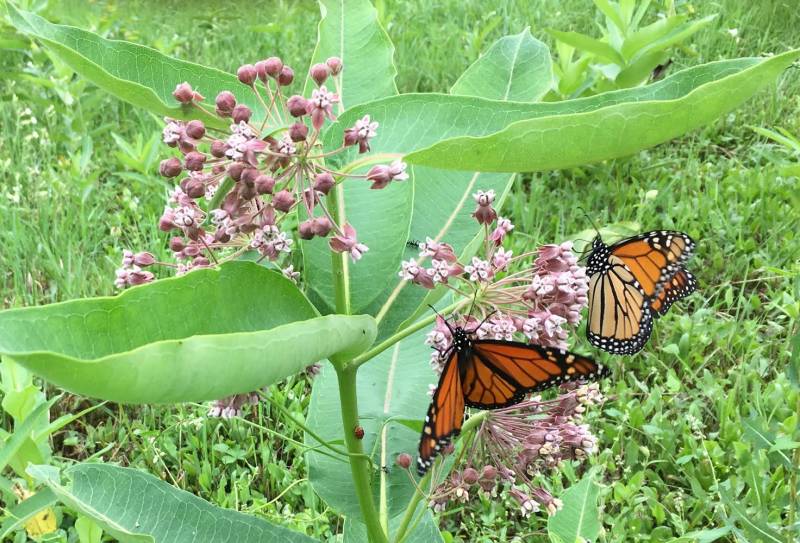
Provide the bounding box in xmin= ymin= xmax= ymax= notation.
xmin=417 ymin=350 xmax=465 ymax=475
xmin=610 ymin=231 xmax=695 ymax=298
xmin=462 ymin=342 xmax=608 ymax=409
xmin=650 ymin=268 xmax=697 ymax=317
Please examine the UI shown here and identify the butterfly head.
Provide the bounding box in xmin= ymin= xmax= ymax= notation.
xmin=451 ymin=326 xmax=472 ymax=352
xmin=586 ymin=236 xmax=610 ymax=275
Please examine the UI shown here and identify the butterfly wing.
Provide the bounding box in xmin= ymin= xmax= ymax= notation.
xmin=586 ymin=255 xmax=654 ymax=354
xmin=609 ymin=230 xmax=695 ymax=298
xmin=462 ymin=341 xmax=608 ymax=409
xmin=650 ymin=268 xmax=697 ymax=317
xmin=417 ymin=349 xmax=465 ymax=475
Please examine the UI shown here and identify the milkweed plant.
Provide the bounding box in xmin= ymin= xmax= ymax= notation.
xmin=1 ymin=1 xmax=797 ymax=542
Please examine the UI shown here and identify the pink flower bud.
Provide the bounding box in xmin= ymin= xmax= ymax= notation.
xmin=240 ymin=168 xmax=259 ymax=187
xmin=169 ymin=237 xmax=185 ymax=252
xmin=310 ymin=63 xmax=330 ymax=86
xmin=184 ymin=177 xmax=206 ymax=198
xmin=311 ymin=217 xmax=333 ymax=237
xmin=232 ymin=104 xmax=252 ymax=124
xmin=366 ymin=165 xmax=391 ymax=189
xmin=237 ymin=64 xmax=257 ymax=85
xmin=172 ymin=82 xmax=195 ymax=103
xmin=128 ymin=269 xmax=155 ymax=286
xmin=185 ymin=120 xmax=206 ymax=140
xmin=193 ymin=256 xmax=211 ymax=267
xmin=289 ymin=122 xmax=308 ymax=142
xmin=227 ymin=163 xmax=244 ymax=181
xmin=313 ymin=172 xmax=335 ymax=194
xmin=133 ymin=252 xmax=156 ymax=267
xmin=239 ymin=183 xmax=257 ymax=200
xmin=472 ymin=205 xmax=497 ymax=225
xmin=298 ymin=219 xmax=316 ymax=240
xmin=396 ymin=453 xmax=412 ymax=469
xmin=277 ymin=66 xmax=294 ymax=86
xmin=159 ymin=157 xmax=182 ymax=178
xmin=272 ymin=189 xmax=296 ymax=212
xmin=184 ymin=151 xmax=206 ymax=171
xmin=326 ymin=56 xmax=343 ymax=76
xmin=159 ymin=209 xmax=176 ymax=231
xmin=210 ymin=139 xmax=228 ymax=158
xmin=263 ymin=56 xmax=283 ymax=77
xmin=287 ymin=95 xmax=308 ymax=117
xmin=215 ymin=91 xmax=236 ymax=116
xmin=462 ymin=467 xmax=479 ymax=485
xmin=255 ymin=174 xmax=275 ymax=195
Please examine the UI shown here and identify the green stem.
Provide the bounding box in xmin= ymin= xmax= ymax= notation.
xmin=327 ymin=182 xmax=351 ymax=315
xmin=348 ymin=299 xmax=466 ymax=370
xmin=789 ymin=391 xmax=799 ymax=542
xmin=336 ymin=366 xmax=388 ymax=543
xmin=393 ymin=471 xmax=429 ymax=543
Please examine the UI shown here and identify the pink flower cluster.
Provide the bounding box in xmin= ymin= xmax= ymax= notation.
xmin=416 ymin=383 xmax=604 ymax=518
xmin=402 ymin=188 xmax=589 ymax=373
xmin=116 ymin=54 xmax=408 ymax=288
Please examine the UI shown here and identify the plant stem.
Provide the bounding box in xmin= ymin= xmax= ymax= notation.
xmin=336 ymin=365 xmax=388 ymax=543
xmin=327 ymin=182 xmax=351 ymax=315
xmin=348 ymin=299 xmax=466 ymax=370
xmin=393 ymin=471 xmax=430 ymax=543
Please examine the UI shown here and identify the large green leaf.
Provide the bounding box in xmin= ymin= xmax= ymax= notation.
xmin=547 ymin=475 xmax=602 ymax=543
xmin=404 ymin=50 xmax=800 ymax=172
xmin=305 ymin=0 xmax=397 ymax=109
xmin=343 ymin=506 xmax=442 ymax=543
xmin=451 ymin=28 xmax=553 ymax=102
xmin=28 ymin=464 xmax=316 ymax=543
xmin=307 ymin=328 xmax=433 ymax=520
xmin=300 ymin=0 xmax=405 ymax=316
xmin=0 ymin=262 xmax=376 ymax=403
xmin=5 ymin=4 xmax=257 ymax=129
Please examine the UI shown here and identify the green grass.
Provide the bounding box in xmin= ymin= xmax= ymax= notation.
xmin=1 ymin=0 xmax=799 ymax=541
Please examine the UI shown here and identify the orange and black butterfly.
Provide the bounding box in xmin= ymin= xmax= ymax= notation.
xmin=585 ymin=230 xmax=697 ymax=355
xmin=417 ymin=322 xmax=608 ymax=475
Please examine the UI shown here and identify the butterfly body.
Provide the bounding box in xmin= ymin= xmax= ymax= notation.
xmin=585 ymin=230 xmax=697 ymax=355
xmin=417 ymin=325 xmax=607 ymax=475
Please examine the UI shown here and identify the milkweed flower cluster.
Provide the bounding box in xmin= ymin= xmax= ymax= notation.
xmin=115 ymin=54 xmax=407 ymax=288
xmin=399 ymin=188 xmax=602 ymax=518
xmin=400 ymin=188 xmax=589 ymax=373
xmin=420 ymin=383 xmax=604 ymax=518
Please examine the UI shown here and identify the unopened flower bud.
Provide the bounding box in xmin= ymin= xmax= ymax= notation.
xmin=184 ymin=177 xmax=206 ymax=198
xmin=210 ymin=139 xmax=228 ymax=158
xmin=132 ymin=252 xmax=155 ymax=267
xmin=169 ymin=237 xmax=185 ymax=252
xmin=237 ymin=64 xmax=257 ymax=85
xmin=480 ymin=465 xmax=497 ymax=480
xmin=227 ymin=163 xmax=244 ymax=181
xmin=311 ymin=217 xmax=332 ymax=237
xmin=240 ymin=168 xmax=260 ymax=187
xmin=289 ymin=122 xmax=308 ymax=142
xmin=159 ymin=209 xmax=176 ymax=231
xmin=193 ymin=256 xmax=211 ymax=267
xmin=396 ymin=453 xmax=412 ymax=469
xmin=273 ymin=189 xmax=296 ymax=212
xmin=298 ymin=219 xmax=316 ymax=240
xmin=239 ymin=183 xmax=257 ymax=200
xmin=255 ymin=174 xmax=275 ymax=194
xmin=310 ymin=63 xmax=330 ymax=86
xmin=287 ymin=95 xmax=308 ymax=117
xmin=326 ymin=56 xmax=343 ymax=76
xmin=184 ymin=151 xmax=206 ymax=171
xmin=172 ymin=82 xmax=194 ymax=103
xmin=185 ymin=120 xmax=206 ymax=140
xmin=215 ymin=91 xmax=236 ymax=116
xmin=263 ymin=56 xmax=283 ymax=77
xmin=462 ymin=467 xmax=479 ymax=485
xmin=159 ymin=157 xmax=182 ymax=177
xmin=278 ymin=66 xmax=294 ymax=86
xmin=232 ymin=104 xmax=252 ymax=124
xmin=313 ymin=172 xmax=335 ymax=194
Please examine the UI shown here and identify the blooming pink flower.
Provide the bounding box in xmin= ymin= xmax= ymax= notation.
xmin=472 ymin=190 xmax=497 ymax=225
xmin=492 ymin=247 xmax=513 ymax=270
xmin=306 ymin=85 xmax=339 ymax=130
xmin=399 ymin=259 xmax=435 ymax=289
xmin=490 ymin=216 xmax=514 ymax=244
xmin=366 ymin=160 xmax=409 ymax=189
xmin=330 ymin=223 xmax=369 ymax=261
xmin=419 ymin=237 xmax=458 ymax=262
xmin=464 ymin=257 xmax=492 ymax=282
xmin=344 ymin=114 xmax=379 ymax=153
xmin=427 ymin=258 xmax=462 ymax=284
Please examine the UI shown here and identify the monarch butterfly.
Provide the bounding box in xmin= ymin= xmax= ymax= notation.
xmin=417 ymin=322 xmax=608 ymax=475
xmin=585 ymin=230 xmax=697 ymax=355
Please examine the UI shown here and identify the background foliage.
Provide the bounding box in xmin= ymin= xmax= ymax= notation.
xmin=0 ymin=0 xmax=798 ymax=541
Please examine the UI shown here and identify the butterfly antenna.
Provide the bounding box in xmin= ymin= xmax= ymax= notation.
xmin=577 ymin=206 xmax=602 ymax=239
xmin=428 ymin=304 xmax=455 ymax=334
